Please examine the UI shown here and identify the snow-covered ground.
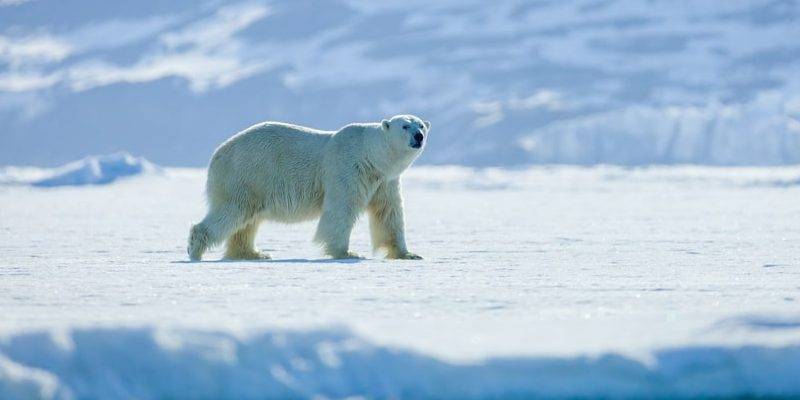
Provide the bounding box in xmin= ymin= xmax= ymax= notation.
xmin=2 ymin=165 xmax=800 ymax=398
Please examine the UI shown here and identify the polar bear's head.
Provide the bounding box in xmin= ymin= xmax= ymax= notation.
xmin=381 ymin=114 xmax=431 ymax=152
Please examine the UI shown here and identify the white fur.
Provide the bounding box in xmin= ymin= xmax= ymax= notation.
xmin=188 ymin=114 xmax=430 ymax=261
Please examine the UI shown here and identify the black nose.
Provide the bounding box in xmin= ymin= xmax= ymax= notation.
xmin=414 ymin=133 xmax=424 ymax=142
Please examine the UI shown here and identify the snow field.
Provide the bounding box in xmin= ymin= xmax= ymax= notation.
xmin=1 ymin=165 xmax=799 ymax=398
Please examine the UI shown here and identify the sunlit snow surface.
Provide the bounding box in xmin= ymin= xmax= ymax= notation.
xmin=1 ymin=166 xmax=800 ymax=399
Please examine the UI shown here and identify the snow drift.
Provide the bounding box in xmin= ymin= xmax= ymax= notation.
xmin=0 ymin=153 xmax=159 ymax=187
xmin=1 ymin=327 xmax=799 ymax=400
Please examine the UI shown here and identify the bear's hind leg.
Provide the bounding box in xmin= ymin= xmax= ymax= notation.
xmin=188 ymin=223 xmax=210 ymax=261
xmin=224 ymin=220 xmax=270 ymax=260
xmin=188 ymin=203 xmax=247 ymax=261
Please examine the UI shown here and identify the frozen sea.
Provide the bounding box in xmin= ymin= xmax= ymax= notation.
xmin=1 ymin=165 xmax=800 ymax=399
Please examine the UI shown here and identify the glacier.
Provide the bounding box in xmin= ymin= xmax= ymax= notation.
xmin=1 ymin=0 xmax=799 ymax=167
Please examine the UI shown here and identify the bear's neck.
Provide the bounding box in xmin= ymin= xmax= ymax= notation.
xmin=363 ymin=125 xmax=418 ymax=180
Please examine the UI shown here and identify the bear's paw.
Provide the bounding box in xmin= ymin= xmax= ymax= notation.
xmin=389 ymin=251 xmax=423 ymax=260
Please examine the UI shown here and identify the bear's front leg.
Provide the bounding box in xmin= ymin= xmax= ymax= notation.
xmin=314 ymin=209 xmax=362 ymax=259
xmin=313 ymin=181 xmax=366 ymax=259
xmin=368 ymin=179 xmax=422 ymax=260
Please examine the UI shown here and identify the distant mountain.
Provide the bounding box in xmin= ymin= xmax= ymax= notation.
xmin=1 ymin=0 xmax=799 ymax=167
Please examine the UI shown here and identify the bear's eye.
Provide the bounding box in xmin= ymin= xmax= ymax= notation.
xmin=402 ymin=125 xmax=409 ymax=130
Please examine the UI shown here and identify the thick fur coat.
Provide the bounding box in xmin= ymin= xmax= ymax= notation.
xmin=188 ymin=114 xmax=429 ymax=260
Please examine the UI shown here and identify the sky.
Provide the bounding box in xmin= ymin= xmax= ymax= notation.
xmin=1 ymin=0 xmax=799 ymax=167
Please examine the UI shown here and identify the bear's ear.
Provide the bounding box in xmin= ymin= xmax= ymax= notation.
xmin=381 ymin=119 xmax=390 ymax=131
xmin=424 ymin=120 xmax=431 ymax=130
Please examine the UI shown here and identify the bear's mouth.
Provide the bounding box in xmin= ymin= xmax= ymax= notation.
xmin=410 ymin=142 xmax=422 ymax=149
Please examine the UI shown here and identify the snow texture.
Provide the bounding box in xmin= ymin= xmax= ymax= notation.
xmin=1 ymin=327 xmax=799 ymax=400
xmin=2 ymin=166 xmax=800 ymax=398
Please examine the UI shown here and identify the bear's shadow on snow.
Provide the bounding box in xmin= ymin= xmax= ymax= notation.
xmin=172 ymin=258 xmax=365 ymax=265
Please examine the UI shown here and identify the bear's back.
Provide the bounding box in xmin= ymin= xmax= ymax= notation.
xmin=206 ymin=122 xmax=331 ymax=213
xmin=214 ymin=122 xmax=330 ymax=170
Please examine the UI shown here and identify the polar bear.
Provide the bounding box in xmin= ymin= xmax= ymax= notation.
xmin=188 ymin=114 xmax=429 ymax=261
